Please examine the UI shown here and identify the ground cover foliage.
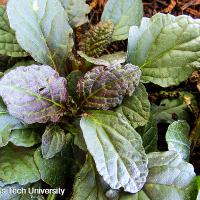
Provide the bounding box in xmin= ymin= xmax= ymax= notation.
xmin=0 ymin=0 xmax=199 ymax=199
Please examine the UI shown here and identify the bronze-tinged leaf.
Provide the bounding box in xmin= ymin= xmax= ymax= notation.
xmin=79 ymin=21 xmax=114 ymax=57
xmin=0 ymin=65 xmax=68 ymax=124
xmin=77 ymin=64 xmax=141 ymax=110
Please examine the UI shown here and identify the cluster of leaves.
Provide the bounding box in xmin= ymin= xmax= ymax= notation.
xmin=0 ymin=0 xmax=199 ymax=199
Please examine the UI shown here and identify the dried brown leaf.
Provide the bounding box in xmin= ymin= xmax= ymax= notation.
xmin=185 ymin=7 xmax=200 ymax=17
xmin=90 ymin=0 xmax=107 ymax=8
xmin=0 ymin=0 xmax=7 ymax=5
xmin=164 ymin=0 xmax=177 ymax=13
xmin=181 ymin=0 xmax=200 ymax=10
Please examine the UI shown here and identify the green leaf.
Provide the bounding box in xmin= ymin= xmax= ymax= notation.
xmin=0 ymin=98 xmax=23 ymax=147
xmin=136 ymin=114 xmax=158 ymax=153
xmin=115 ymin=83 xmax=150 ymax=128
xmin=4 ymin=59 xmax=37 ymax=75
xmin=0 ymin=56 xmax=20 ymax=72
xmin=197 ymin=176 xmax=200 ymax=200
xmin=80 ymin=110 xmax=148 ymax=193
xmin=101 ymin=0 xmax=143 ymax=41
xmin=166 ymin=120 xmax=191 ymax=161
xmin=67 ymin=70 xmax=82 ymax=99
xmin=120 ymin=151 xmax=197 ymax=200
xmin=78 ymin=51 xmax=127 ymax=67
xmin=7 ymin=0 xmax=73 ymax=74
xmin=0 ymin=65 xmax=68 ymax=124
xmin=66 ymin=133 xmax=72 ymax=145
xmin=71 ymin=156 xmax=107 ymax=200
xmin=0 ymin=6 xmax=27 ymax=57
xmin=128 ymin=14 xmax=200 ymax=87
xmin=41 ymin=124 xmax=66 ymax=159
xmin=11 ymin=60 xmax=36 ymax=68
xmin=0 ymin=98 xmax=41 ymax=148
xmin=34 ymin=148 xmax=70 ymax=188
xmin=0 ymin=97 xmax=6 ymax=112
xmin=60 ymin=0 xmax=90 ymax=28
xmin=10 ymin=128 xmax=41 ymax=147
xmin=0 ymin=145 xmax=40 ymax=187
xmin=14 ymin=193 xmax=45 ymax=200
xmin=77 ymin=64 xmax=141 ymax=110
xmin=65 ymin=120 xmax=87 ymax=151
xmin=152 ymin=93 xmax=191 ymax=123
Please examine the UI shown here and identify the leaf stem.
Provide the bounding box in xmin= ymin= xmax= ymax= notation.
xmin=190 ymin=114 xmax=200 ymax=151
xmin=47 ymin=193 xmax=56 ymax=200
xmin=0 ymin=111 xmax=8 ymax=114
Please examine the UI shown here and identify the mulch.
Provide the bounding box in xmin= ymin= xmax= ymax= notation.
xmin=143 ymin=0 xmax=200 ymax=18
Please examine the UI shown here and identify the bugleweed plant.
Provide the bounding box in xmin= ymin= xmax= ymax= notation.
xmin=0 ymin=0 xmax=199 ymax=199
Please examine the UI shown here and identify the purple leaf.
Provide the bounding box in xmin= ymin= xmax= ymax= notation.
xmin=0 ymin=65 xmax=68 ymax=124
xmin=77 ymin=64 xmax=141 ymax=110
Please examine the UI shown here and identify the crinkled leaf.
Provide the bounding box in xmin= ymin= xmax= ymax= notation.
xmin=34 ymin=148 xmax=70 ymax=188
xmin=79 ymin=21 xmax=114 ymax=57
xmin=137 ymin=114 xmax=158 ymax=153
xmin=128 ymin=14 xmax=200 ymax=87
xmin=80 ymin=110 xmax=148 ymax=193
xmin=0 ymin=6 xmax=27 ymax=57
xmin=120 ymin=151 xmax=197 ymax=200
xmin=115 ymin=83 xmax=150 ymax=128
xmin=101 ymin=0 xmax=143 ymax=41
xmin=41 ymin=124 xmax=65 ymax=159
xmin=0 ymin=65 xmax=68 ymax=124
xmin=77 ymin=64 xmax=141 ymax=110
xmin=166 ymin=120 xmax=191 ymax=161
xmin=78 ymin=51 xmax=127 ymax=67
xmin=0 ymin=98 xmax=23 ymax=147
xmin=7 ymin=0 xmax=73 ymax=74
xmin=60 ymin=0 xmax=90 ymax=28
xmin=0 ymin=144 xmax=40 ymax=187
xmin=71 ymin=156 xmax=107 ymax=200
xmin=10 ymin=128 xmax=41 ymax=147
